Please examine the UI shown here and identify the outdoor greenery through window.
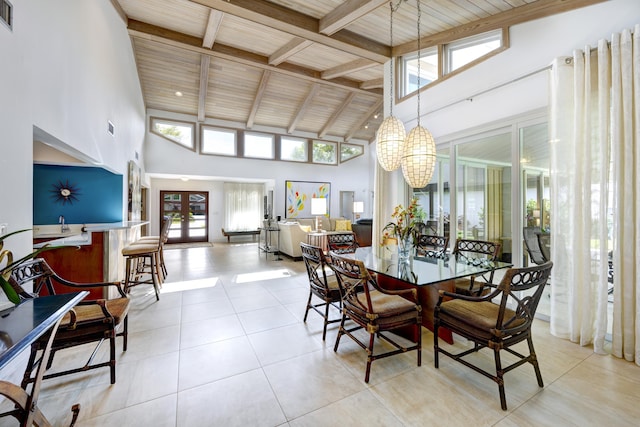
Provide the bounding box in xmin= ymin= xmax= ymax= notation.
xmin=340 ymin=143 xmax=364 ymax=162
xmin=150 ymin=117 xmax=194 ymax=149
xmin=281 ymin=137 xmax=307 ymax=162
xmin=244 ymin=132 xmax=274 ymax=159
xmin=312 ymin=141 xmax=337 ymax=164
xmin=201 ymin=127 xmax=236 ymax=156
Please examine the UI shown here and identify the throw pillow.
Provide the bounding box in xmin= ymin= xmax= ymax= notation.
xmin=335 ymin=219 xmax=352 ymax=231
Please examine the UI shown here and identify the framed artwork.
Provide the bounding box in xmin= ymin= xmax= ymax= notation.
xmin=285 ymin=180 xmax=330 ymax=218
xmin=128 ymin=160 xmax=141 ymax=221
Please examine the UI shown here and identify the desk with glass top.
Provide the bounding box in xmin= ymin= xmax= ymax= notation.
xmin=352 ymin=247 xmax=512 ymax=343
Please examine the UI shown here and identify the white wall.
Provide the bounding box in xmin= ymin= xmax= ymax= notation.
xmin=395 ymin=0 xmax=640 ymax=140
xmin=0 ymin=1 xmax=145 ymax=256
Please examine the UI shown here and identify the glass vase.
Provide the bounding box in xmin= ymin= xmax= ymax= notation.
xmin=397 ymin=235 xmax=413 ymax=265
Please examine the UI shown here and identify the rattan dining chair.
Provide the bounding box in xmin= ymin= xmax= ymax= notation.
xmin=434 ymin=261 xmax=553 ymax=410
xmin=328 ymin=251 xmax=422 ymax=383
xmin=450 ymin=238 xmax=501 ymax=296
xmin=415 ymin=234 xmax=449 ymax=258
xmin=326 ymin=232 xmax=358 ymax=254
xmin=300 ymin=242 xmax=343 ymax=340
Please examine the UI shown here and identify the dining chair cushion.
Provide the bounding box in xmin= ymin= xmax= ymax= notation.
xmin=437 ymin=299 xmax=524 ymax=340
xmin=356 ymin=290 xmax=418 ymax=318
xmin=122 ymin=243 xmax=158 ymax=255
xmin=61 ymin=298 xmax=130 ymax=328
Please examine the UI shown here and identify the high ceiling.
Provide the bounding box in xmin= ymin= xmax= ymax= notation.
xmin=113 ymin=0 xmax=603 ymax=143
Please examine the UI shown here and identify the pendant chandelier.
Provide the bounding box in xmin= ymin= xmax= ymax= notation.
xmin=401 ymin=0 xmax=436 ymax=188
xmin=376 ymin=1 xmax=406 ymax=172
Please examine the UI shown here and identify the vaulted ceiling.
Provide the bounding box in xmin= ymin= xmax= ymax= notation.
xmin=113 ymin=0 xmax=604 ymax=143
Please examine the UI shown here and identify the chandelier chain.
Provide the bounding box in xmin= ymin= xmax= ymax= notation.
xmin=416 ymin=0 xmax=421 ymax=126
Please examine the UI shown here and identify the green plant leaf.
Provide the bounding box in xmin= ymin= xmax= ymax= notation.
xmin=0 ymin=275 xmax=21 ymax=304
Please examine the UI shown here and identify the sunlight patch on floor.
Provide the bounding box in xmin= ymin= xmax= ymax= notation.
xmin=160 ymin=277 xmax=220 ymax=293
xmin=234 ymin=269 xmax=291 ymax=283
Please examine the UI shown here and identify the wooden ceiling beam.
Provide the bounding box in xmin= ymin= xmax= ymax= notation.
xmin=197 ymin=55 xmax=210 ymax=122
xmin=321 ymin=58 xmax=379 ymax=80
xmin=247 ymin=70 xmax=271 ymax=129
xmin=345 ymin=98 xmax=382 ymax=142
xmin=189 ymin=0 xmax=390 ymax=63
xmin=319 ymin=92 xmax=356 ymax=138
xmin=394 ymin=0 xmax=607 ymax=55
xmin=268 ymin=37 xmax=313 ymax=66
xmin=127 ymin=20 xmax=382 ymax=98
xmin=360 ymin=78 xmax=383 ymax=90
xmin=319 ymin=0 xmax=388 ymax=36
xmin=288 ymin=84 xmax=319 ymax=135
xmin=202 ymin=9 xmax=224 ymax=49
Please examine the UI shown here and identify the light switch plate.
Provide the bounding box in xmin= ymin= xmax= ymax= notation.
xmin=0 ymin=223 xmax=7 ymax=235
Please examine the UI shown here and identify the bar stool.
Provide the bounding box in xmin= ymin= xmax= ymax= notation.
xmin=132 ymin=217 xmax=171 ymax=281
xmin=122 ymin=240 xmax=161 ymax=301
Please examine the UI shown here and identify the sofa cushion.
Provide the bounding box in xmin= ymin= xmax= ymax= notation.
xmin=335 ymin=219 xmax=352 ymax=231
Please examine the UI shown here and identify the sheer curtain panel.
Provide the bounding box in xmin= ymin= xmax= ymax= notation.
xmin=549 ymin=25 xmax=640 ymax=364
xmin=223 ymin=183 xmax=265 ymax=231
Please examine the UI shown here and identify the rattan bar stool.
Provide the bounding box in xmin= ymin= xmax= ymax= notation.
xmin=122 ymin=240 xmax=161 ymax=301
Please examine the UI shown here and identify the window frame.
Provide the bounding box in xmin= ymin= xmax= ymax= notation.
xmin=243 ymin=131 xmax=275 ymax=160
xmin=150 ymin=117 xmax=196 ymax=151
xmin=280 ymin=136 xmax=309 ymax=163
xmin=340 ymin=142 xmax=364 ymax=163
xmin=200 ymin=125 xmax=238 ymax=157
xmin=312 ymin=140 xmax=338 ymax=165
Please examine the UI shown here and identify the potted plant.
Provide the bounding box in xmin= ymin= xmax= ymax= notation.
xmin=0 ymin=229 xmax=51 ymax=304
xmin=382 ymin=198 xmax=426 ymax=263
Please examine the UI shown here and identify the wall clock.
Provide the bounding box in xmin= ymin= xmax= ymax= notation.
xmin=51 ymin=180 xmax=80 ymax=205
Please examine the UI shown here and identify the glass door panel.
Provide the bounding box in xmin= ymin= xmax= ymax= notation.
xmin=413 ymin=147 xmax=451 ymax=239
xmin=455 ymin=131 xmax=512 ymax=262
xmin=161 ymin=191 xmax=208 ymax=243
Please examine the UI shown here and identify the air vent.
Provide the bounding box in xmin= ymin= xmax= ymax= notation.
xmin=1 ymin=0 xmax=12 ymax=30
xmin=107 ymin=120 xmax=115 ymax=136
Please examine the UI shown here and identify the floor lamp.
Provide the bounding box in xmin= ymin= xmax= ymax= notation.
xmin=311 ymin=198 xmax=327 ymax=231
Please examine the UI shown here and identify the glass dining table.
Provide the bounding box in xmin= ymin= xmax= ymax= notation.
xmin=351 ymin=247 xmax=512 ymax=344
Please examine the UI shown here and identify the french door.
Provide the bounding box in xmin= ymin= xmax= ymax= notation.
xmin=160 ymin=191 xmax=208 ymax=243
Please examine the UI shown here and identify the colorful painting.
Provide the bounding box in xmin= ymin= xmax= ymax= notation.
xmin=285 ymin=180 xmax=330 ymax=218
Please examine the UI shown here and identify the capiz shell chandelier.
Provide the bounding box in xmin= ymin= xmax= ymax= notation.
xmin=376 ymin=116 xmax=406 ymax=171
xmin=402 ymin=125 xmax=436 ymax=188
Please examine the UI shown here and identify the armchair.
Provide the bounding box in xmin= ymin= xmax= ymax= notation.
xmin=328 ymin=252 xmax=422 ymax=383
xmin=434 ymin=261 xmax=553 ymax=410
xmin=9 ymin=258 xmax=130 ymax=387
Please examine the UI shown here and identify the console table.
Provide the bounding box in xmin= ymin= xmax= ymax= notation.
xmin=0 ymin=292 xmax=87 ymax=426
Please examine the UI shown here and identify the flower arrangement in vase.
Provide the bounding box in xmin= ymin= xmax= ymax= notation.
xmin=382 ymin=198 xmax=426 ymax=263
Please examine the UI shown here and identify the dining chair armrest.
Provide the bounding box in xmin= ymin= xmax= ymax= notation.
xmin=376 ymin=284 xmax=418 ymax=302
xmin=51 ymin=274 xmax=128 ymax=298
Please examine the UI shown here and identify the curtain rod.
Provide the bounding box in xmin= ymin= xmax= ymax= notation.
xmin=420 ymin=65 xmax=552 ymax=118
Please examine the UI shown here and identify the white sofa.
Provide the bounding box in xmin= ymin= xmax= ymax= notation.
xmin=277 ymin=217 xmax=351 ymax=259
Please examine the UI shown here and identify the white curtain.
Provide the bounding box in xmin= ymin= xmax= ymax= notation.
xmin=223 ymin=182 xmax=265 ymax=231
xmin=549 ymin=25 xmax=640 ymax=364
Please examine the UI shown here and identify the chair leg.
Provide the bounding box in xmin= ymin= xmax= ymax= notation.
xmin=527 ymin=335 xmax=544 ymax=387
xmin=433 ymin=321 xmax=440 ymax=369
xmin=303 ymin=292 xmax=312 ymax=322
xmin=121 ymin=315 xmax=128 ymax=352
xmin=109 ymin=334 xmax=116 ymax=385
xmin=334 ymin=314 xmax=346 ymax=352
xmin=20 ymin=345 xmax=39 ymax=389
xmin=416 ymin=323 xmax=422 ymax=367
xmin=494 ymin=349 xmax=507 ymax=411
xmin=364 ymin=332 xmax=375 ymax=383
xmin=150 ymin=255 xmax=160 ymax=301
xmin=322 ymin=301 xmax=331 ymax=341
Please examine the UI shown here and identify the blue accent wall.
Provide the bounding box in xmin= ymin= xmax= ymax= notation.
xmin=34 ymin=164 xmax=123 ymax=225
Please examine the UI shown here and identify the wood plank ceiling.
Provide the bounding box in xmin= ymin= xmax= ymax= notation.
xmin=114 ymin=0 xmax=604 ymax=143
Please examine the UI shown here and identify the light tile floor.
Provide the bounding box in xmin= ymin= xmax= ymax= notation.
xmin=2 ymin=242 xmax=639 ymax=426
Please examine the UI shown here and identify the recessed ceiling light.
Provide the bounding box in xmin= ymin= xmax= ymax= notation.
xmin=175 ymin=91 xmax=183 ymax=97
